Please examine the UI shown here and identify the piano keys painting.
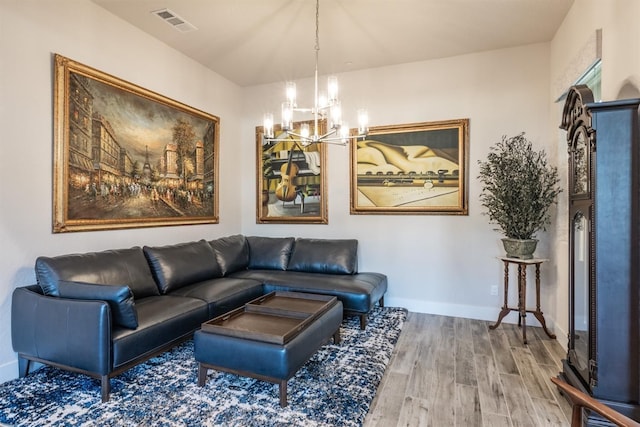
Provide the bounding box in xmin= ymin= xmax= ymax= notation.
xmin=350 ymin=119 xmax=469 ymax=215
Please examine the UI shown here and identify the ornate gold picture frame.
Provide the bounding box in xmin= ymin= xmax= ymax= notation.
xmin=350 ymin=119 xmax=469 ymax=215
xmin=53 ymin=54 xmax=219 ymax=232
xmin=256 ymin=120 xmax=327 ymax=224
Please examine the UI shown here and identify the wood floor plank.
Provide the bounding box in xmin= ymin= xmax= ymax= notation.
xmin=456 ymin=334 xmax=477 ymax=386
xmin=455 ymin=317 xmax=473 ymax=342
xmin=538 ymin=363 xmax=573 ymax=423
xmin=364 ymin=371 xmax=409 ymax=427
xmin=511 ymin=347 xmax=555 ymax=400
xmin=470 ymin=319 xmax=493 ymax=356
xmin=455 ymin=384 xmax=482 ymax=427
xmin=503 ymin=323 xmax=528 ymax=348
xmin=397 ymin=396 xmax=430 ymax=427
xmin=406 ymin=353 xmax=434 ymax=400
xmin=425 ymin=333 xmax=456 ymax=426
xmin=500 ymin=373 xmax=540 ymax=427
xmin=537 ymin=331 xmax=567 ymax=369
xmin=475 ymin=353 xmax=509 ymax=416
xmin=488 ymin=329 xmax=520 ymax=375
xmin=390 ymin=328 xmax=422 ymax=375
xmin=531 ymin=397 xmax=570 ymax=426
xmin=527 ymin=337 xmax=558 ymax=366
xmin=482 ymin=412 xmax=513 ymax=427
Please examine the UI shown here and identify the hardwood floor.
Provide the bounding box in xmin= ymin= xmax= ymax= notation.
xmin=364 ymin=312 xmax=572 ymax=426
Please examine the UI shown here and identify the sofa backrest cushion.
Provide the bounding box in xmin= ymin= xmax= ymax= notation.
xmin=35 ymin=247 xmax=160 ymax=299
xmin=288 ymin=238 xmax=359 ymax=274
xmin=208 ymin=234 xmax=249 ymax=275
xmin=57 ymin=280 xmax=138 ymax=329
xmin=246 ymin=236 xmax=295 ymax=271
xmin=143 ymin=240 xmax=222 ymax=294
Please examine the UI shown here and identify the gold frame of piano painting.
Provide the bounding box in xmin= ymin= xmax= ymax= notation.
xmin=256 ymin=119 xmax=328 ymax=224
xmin=350 ymin=119 xmax=469 ymax=215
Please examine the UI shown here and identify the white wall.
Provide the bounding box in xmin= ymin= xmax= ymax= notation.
xmin=0 ymin=1 xmax=243 ymax=382
xmin=241 ymin=43 xmax=557 ymax=323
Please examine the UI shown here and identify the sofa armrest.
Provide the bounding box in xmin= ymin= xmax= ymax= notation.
xmin=11 ymin=285 xmax=113 ymax=375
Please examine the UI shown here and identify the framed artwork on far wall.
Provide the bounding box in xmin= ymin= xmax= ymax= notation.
xmin=350 ymin=119 xmax=469 ymax=215
xmin=53 ymin=54 xmax=220 ymax=232
xmin=256 ymin=120 xmax=327 ymax=224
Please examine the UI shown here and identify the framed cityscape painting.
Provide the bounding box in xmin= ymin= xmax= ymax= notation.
xmin=350 ymin=119 xmax=469 ymax=215
xmin=255 ymin=120 xmax=327 ymax=224
xmin=52 ymin=54 xmax=219 ymax=232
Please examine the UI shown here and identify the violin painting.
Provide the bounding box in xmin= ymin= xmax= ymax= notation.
xmin=256 ymin=119 xmax=327 ymax=224
xmin=275 ymin=146 xmax=300 ymax=202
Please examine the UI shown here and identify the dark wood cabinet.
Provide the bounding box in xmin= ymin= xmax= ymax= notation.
xmin=560 ymin=85 xmax=640 ymax=424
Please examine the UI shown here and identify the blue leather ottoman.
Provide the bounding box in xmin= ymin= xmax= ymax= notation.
xmin=194 ymin=296 xmax=343 ymax=407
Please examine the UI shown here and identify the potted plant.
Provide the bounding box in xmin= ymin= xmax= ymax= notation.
xmin=478 ymin=132 xmax=562 ymax=259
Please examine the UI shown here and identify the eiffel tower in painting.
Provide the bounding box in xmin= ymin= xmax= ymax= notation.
xmin=142 ymin=145 xmax=152 ymax=182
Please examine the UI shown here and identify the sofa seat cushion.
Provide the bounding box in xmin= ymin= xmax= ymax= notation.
xmin=57 ymin=280 xmax=138 ymax=329
xmin=111 ymin=295 xmax=208 ymax=368
xmin=288 ymin=238 xmax=358 ymax=274
xmin=229 ymin=270 xmax=387 ymax=314
xmin=143 ymin=240 xmax=222 ymax=294
xmin=169 ymin=277 xmax=264 ymax=318
xmin=208 ymin=235 xmax=249 ymax=275
xmin=35 ymin=247 xmax=159 ymax=299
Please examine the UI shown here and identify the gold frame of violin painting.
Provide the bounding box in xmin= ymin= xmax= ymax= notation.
xmin=350 ymin=119 xmax=469 ymax=215
xmin=256 ymin=119 xmax=328 ymax=224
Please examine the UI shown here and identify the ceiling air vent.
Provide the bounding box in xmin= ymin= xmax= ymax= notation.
xmin=152 ymin=8 xmax=197 ymax=33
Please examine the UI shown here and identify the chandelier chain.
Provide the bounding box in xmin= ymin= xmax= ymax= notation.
xmin=315 ymin=0 xmax=320 ymax=53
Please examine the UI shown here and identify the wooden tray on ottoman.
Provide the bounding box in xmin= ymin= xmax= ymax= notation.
xmin=201 ymin=291 xmax=337 ymax=345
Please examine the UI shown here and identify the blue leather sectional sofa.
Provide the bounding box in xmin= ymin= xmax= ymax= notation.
xmin=11 ymin=235 xmax=387 ymax=402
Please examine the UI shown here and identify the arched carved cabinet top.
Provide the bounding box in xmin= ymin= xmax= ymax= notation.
xmin=562 ymin=85 xmax=595 ymax=198
xmin=560 ymin=85 xmax=595 ymax=153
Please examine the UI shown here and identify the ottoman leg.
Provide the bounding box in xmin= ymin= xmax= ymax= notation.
xmin=198 ymin=363 xmax=208 ymax=387
xmin=279 ymin=380 xmax=288 ymax=407
xmin=333 ymin=328 xmax=341 ymax=344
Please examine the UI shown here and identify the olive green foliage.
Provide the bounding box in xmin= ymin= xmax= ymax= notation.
xmin=478 ymin=133 xmax=562 ymax=240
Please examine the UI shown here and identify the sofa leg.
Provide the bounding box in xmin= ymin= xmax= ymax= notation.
xmin=359 ymin=314 xmax=367 ymax=330
xmin=18 ymin=356 xmax=31 ymax=377
xmin=101 ymin=376 xmax=111 ymax=402
xmin=379 ymin=296 xmax=385 ymax=307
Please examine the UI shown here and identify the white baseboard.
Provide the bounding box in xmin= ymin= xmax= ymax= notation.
xmin=386 ymin=296 xmax=555 ymax=330
xmin=0 ymin=359 xmax=18 ymax=384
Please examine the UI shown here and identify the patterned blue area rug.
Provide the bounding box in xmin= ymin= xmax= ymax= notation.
xmin=0 ymin=306 xmax=406 ymax=427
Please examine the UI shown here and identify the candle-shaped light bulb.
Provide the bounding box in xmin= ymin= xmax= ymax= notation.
xmin=357 ymin=109 xmax=369 ymax=135
xmin=340 ymin=122 xmax=350 ymax=143
xmin=330 ymin=100 xmax=342 ymax=129
xmin=327 ymin=76 xmax=338 ymax=104
xmin=281 ymin=102 xmax=293 ymax=131
xmin=300 ymin=123 xmax=310 ymax=139
xmin=263 ymin=113 xmax=274 ymax=139
xmin=285 ymin=82 xmax=297 ymax=107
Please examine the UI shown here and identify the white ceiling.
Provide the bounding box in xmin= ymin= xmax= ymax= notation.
xmin=92 ymin=0 xmax=574 ymax=87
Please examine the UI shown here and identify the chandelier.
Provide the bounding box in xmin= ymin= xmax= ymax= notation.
xmin=262 ymin=0 xmax=368 ymax=146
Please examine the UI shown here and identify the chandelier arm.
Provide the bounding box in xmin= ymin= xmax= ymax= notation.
xmin=317 ymin=128 xmax=338 ymax=140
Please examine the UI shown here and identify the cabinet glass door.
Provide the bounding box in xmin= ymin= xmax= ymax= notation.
xmin=570 ymin=211 xmax=590 ymax=384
